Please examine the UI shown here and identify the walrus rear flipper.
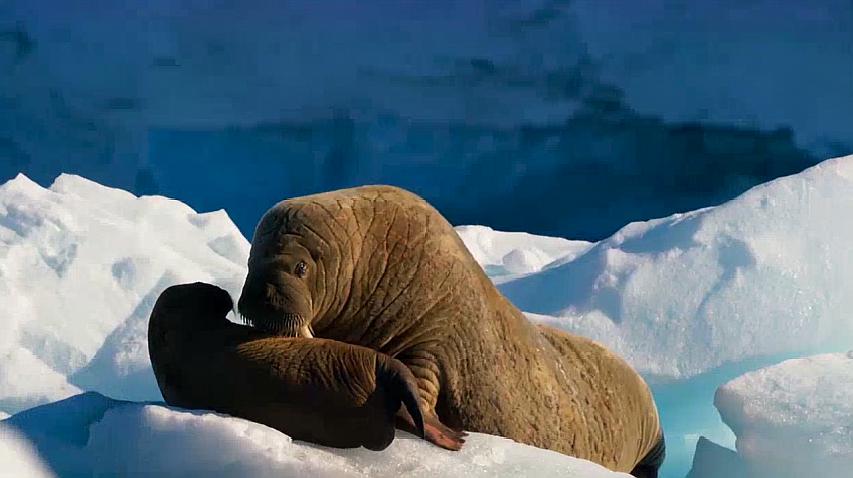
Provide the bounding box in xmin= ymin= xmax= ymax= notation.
xmin=630 ymin=433 xmax=666 ymax=478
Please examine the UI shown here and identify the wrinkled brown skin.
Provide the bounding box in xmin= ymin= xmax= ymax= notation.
xmin=238 ymin=185 xmax=662 ymax=473
xmin=148 ymin=282 xmax=425 ymax=451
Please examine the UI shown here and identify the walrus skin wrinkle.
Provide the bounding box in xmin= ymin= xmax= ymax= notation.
xmin=237 ymin=185 xmax=663 ymax=475
xmin=148 ymin=282 xmax=425 ymax=451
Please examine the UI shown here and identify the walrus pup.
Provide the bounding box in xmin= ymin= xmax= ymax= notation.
xmin=148 ymin=282 xmax=425 ymax=451
xmin=238 ymin=185 xmax=664 ymax=476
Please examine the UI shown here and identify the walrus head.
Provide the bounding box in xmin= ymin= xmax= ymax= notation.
xmin=237 ymin=197 xmax=341 ymax=338
xmin=239 ymin=186 xmax=470 ymax=355
xmin=238 ymin=185 xmax=469 ymax=347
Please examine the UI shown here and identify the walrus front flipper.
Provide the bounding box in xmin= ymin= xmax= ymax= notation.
xmin=377 ymin=357 xmax=425 ymax=440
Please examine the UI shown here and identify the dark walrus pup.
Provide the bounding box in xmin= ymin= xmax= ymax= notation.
xmin=147 ymin=282 xmax=425 ymax=451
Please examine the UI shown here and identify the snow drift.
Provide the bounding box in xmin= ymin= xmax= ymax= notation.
xmin=0 ymin=423 xmax=55 ymax=478
xmin=0 ymin=173 xmax=249 ymax=414
xmin=500 ymin=155 xmax=853 ymax=378
xmin=1 ymin=393 xmax=629 ymax=478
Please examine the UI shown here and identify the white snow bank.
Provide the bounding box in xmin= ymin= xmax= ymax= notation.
xmin=455 ymin=225 xmax=592 ymax=278
xmin=711 ymin=352 xmax=853 ymax=478
xmin=0 ymin=424 xmax=55 ymax=478
xmin=3 ymin=393 xmax=629 ymax=478
xmin=0 ymin=174 xmax=249 ymax=414
xmin=499 ymin=155 xmax=853 ymax=378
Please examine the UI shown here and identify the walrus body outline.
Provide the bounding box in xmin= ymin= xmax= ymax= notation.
xmin=238 ymin=185 xmax=664 ymax=475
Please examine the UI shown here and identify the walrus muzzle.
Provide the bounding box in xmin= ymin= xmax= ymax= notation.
xmin=238 ymin=263 xmax=315 ymax=338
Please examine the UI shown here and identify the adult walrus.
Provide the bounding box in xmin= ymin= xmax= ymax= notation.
xmin=148 ymin=282 xmax=425 ymax=451
xmin=238 ymin=185 xmax=665 ymax=477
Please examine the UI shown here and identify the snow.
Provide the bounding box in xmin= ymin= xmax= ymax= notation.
xmin=0 ymin=424 xmax=55 ymax=478
xmin=455 ymin=225 xmax=592 ymax=279
xmin=0 ymin=173 xmax=249 ymax=414
xmin=500 ymin=155 xmax=853 ymax=379
xmin=2 ymin=392 xmax=629 ymax=478
xmin=708 ymin=352 xmax=853 ymax=478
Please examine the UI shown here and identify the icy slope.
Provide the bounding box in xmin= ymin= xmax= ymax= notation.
xmin=501 ymin=155 xmax=853 ymax=378
xmin=707 ymin=352 xmax=853 ymax=478
xmin=0 ymin=424 xmax=55 ymax=478
xmin=0 ymin=174 xmax=249 ymax=414
xmin=2 ymin=393 xmax=629 ymax=478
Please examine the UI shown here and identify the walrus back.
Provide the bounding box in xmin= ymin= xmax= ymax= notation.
xmin=537 ymin=323 xmax=662 ymax=471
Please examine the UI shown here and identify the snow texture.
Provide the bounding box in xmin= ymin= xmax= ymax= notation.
xmin=3 ymin=393 xmax=629 ymax=478
xmin=500 ymin=155 xmax=853 ymax=378
xmin=454 ymin=225 xmax=592 ymax=280
xmin=0 ymin=424 xmax=55 ymax=478
xmin=710 ymin=352 xmax=853 ymax=478
xmin=0 ymin=173 xmax=249 ymax=414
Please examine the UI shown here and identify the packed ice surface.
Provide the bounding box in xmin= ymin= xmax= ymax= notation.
xmin=705 ymin=352 xmax=853 ymax=478
xmin=501 ymin=155 xmax=853 ymax=379
xmin=2 ymin=393 xmax=629 ymax=478
xmin=0 ymin=173 xmax=249 ymax=414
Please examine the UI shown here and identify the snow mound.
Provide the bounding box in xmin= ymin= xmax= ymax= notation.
xmin=498 ymin=155 xmax=853 ymax=378
xmin=0 ymin=174 xmax=249 ymax=414
xmin=0 ymin=424 xmax=55 ymax=478
xmin=3 ymin=393 xmax=629 ymax=478
xmin=711 ymin=352 xmax=853 ymax=478
xmin=455 ymin=225 xmax=592 ymax=278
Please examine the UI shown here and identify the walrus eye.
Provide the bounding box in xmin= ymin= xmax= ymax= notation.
xmin=294 ymin=261 xmax=308 ymax=278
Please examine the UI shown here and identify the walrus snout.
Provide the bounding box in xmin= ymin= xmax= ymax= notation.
xmin=238 ymin=271 xmax=313 ymax=337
